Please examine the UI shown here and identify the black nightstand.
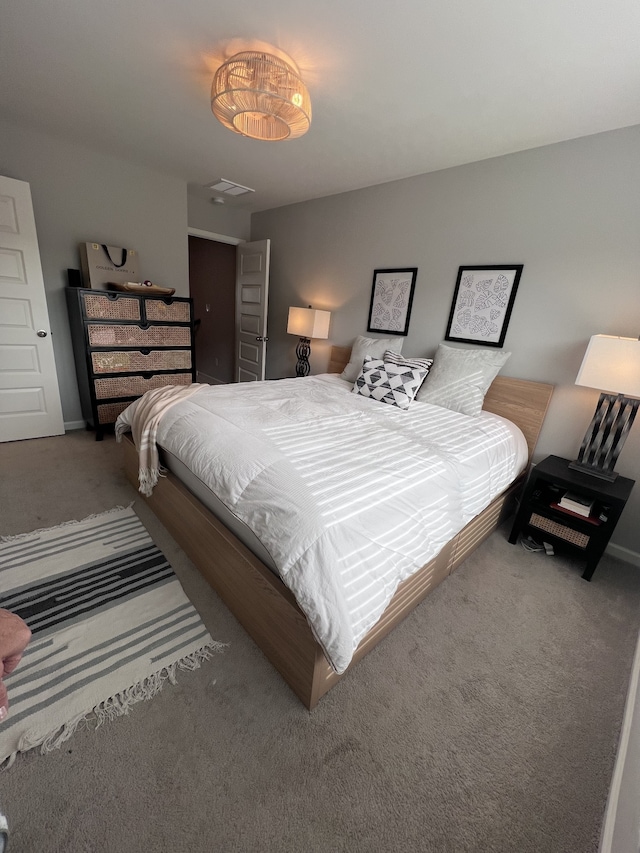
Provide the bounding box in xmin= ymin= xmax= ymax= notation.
xmin=508 ymin=455 xmax=635 ymax=581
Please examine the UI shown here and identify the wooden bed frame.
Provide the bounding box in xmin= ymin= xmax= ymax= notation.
xmin=123 ymin=346 xmax=553 ymax=709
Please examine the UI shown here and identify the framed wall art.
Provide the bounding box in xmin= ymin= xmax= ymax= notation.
xmin=367 ymin=267 xmax=417 ymax=336
xmin=445 ymin=265 xmax=523 ymax=348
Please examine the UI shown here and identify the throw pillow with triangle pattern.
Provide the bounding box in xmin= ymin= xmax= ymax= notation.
xmin=353 ymin=353 xmax=432 ymax=409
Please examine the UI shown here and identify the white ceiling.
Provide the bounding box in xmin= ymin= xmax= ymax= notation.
xmin=2 ymin=0 xmax=640 ymax=212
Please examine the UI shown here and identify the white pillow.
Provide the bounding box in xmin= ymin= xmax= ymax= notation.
xmin=416 ymin=343 xmax=511 ymax=416
xmin=341 ymin=335 xmax=404 ymax=383
xmin=383 ymin=350 xmax=433 ymax=376
xmin=352 ymin=355 xmax=430 ymax=410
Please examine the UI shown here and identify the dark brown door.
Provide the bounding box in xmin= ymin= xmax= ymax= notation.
xmin=188 ymin=235 xmax=236 ymax=384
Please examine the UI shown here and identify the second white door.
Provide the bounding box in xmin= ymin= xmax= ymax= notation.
xmin=235 ymin=239 xmax=270 ymax=382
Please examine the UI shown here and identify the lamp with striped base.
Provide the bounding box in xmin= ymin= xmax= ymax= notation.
xmin=569 ymin=334 xmax=640 ymax=481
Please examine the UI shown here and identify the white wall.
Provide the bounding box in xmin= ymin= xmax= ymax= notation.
xmin=0 ymin=118 xmax=189 ymax=426
xmin=252 ymin=125 xmax=640 ymax=557
xmin=600 ymin=631 xmax=640 ymax=853
xmin=187 ymin=192 xmax=251 ymax=242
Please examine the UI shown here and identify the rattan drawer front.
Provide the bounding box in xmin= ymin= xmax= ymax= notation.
xmin=88 ymin=324 xmax=191 ymax=347
xmin=529 ymin=513 xmax=590 ymax=548
xmin=97 ymin=401 xmax=131 ymax=424
xmin=82 ymin=293 xmax=141 ymax=321
xmin=145 ymin=300 xmax=191 ymax=323
xmin=91 ymin=349 xmax=192 ymax=374
xmin=93 ymin=373 xmax=192 ymax=400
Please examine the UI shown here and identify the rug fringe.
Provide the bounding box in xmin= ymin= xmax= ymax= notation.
xmin=1 ymin=641 xmax=226 ymax=769
xmin=0 ymin=504 xmax=136 ymax=543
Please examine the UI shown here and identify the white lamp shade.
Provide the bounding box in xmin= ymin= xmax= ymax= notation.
xmin=287 ymin=307 xmax=331 ymax=339
xmin=576 ymin=334 xmax=640 ymax=397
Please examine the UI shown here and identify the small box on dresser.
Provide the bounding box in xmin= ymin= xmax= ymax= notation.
xmin=66 ymin=288 xmax=196 ymax=439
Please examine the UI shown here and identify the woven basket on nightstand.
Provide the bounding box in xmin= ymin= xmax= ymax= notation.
xmin=529 ymin=513 xmax=590 ymax=548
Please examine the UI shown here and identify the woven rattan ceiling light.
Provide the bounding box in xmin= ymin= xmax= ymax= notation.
xmin=211 ymin=50 xmax=311 ymax=141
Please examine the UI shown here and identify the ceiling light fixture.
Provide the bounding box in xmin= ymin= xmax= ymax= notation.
xmin=211 ymin=50 xmax=311 ymax=142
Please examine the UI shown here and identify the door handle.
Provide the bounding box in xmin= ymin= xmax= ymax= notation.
xmin=255 ymin=336 xmax=269 ymax=342
xmin=36 ymin=330 xmax=48 ymax=338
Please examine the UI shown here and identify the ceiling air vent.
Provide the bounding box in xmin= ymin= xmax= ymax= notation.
xmin=205 ymin=179 xmax=255 ymax=196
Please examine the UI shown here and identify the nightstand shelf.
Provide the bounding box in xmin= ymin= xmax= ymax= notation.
xmin=508 ymin=455 xmax=634 ymax=581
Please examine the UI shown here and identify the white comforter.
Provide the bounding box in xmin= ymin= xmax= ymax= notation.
xmin=152 ymin=374 xmax=527 ymax=673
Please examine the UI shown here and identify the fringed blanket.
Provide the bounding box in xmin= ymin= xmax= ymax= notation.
xmin=115 ymin=383 xmax=205 ymax=495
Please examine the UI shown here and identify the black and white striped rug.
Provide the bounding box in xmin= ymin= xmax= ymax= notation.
xmin=0 ymin=506 xmax=224 ymax=766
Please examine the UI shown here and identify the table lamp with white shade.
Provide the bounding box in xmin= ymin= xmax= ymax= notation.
xmin=570 ymin=334 xmax=640 ymax=481
xmin=287 ymin=306 xmax=331 ymax=377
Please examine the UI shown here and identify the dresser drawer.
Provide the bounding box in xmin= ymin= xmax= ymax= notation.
xmin=96 ymin=401 xmax=131 ymax=424
xmin=93 ymin=373 xmax=193 ymax=400
xmin=82 ymin=292 xmax=141 ymax=321
xmin=88 ymin=324 xmax=191 ymax=348
xmin=145 ymin=299 xmax=191 ymax=323
xmin=91 ymin=349 xmax=192 ymax=374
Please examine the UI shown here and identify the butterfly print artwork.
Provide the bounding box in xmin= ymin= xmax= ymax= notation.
xmin=445 ymin=266 xmax=523 ymax=346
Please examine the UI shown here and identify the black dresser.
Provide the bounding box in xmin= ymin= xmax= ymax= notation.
xmin=66 ymin=288 xmax=196 ymax=439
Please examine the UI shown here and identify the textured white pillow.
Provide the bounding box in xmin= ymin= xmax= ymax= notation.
xmin=353 ymin=355 xmax=430 ymax=410
xmin=416 ymin=343 xmax=511 ymax=416
xmin=341 ymin=335 xmax=404 ymax=383
xmin=383 ymin=350 xmax=433 ymax=375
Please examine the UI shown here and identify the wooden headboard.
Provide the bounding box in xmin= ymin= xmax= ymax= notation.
xmin=328 ymin=345 xmax=352 ymax=375
xmin=327 ymin=345 xmax=553 ymax=460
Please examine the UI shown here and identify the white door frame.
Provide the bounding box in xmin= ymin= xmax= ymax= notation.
xmin=187 ymin=227 xmax=244 ymax=246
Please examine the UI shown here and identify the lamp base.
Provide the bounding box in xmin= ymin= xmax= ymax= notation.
xmin=572 ymin=392 xmax=639 ymax=482
xmin=295 ymin=337 xmax=311 ymax=377
xmin=567 ymin=461 xmax=618 ymax=482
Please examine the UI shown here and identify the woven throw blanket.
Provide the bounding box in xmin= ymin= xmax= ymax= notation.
xmin=115 ymin=383 xmax=205 ymax=495
xmin=0 ymin=506 xmax=224 ymax=767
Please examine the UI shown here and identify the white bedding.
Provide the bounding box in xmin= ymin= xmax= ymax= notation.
xmin=150 ymin=374 xmax=527 ymax=674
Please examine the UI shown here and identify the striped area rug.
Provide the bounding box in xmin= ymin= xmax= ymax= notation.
xmin=0 ymin=506 xmax=224 ymax=766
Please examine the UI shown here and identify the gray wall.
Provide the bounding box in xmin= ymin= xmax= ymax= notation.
xmin=187 ymin=192 xmax=251 ymax=241
xmin=0 ymin=117 xmax=189 ymax=426
xmin=252 ymin=125 xmax=640 ymax=557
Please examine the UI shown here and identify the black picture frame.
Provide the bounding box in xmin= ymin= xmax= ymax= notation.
xmin=445 ymin=264 xmax=523 ymax=348
xmin=366 ymin=267 xmax=417 ymax=337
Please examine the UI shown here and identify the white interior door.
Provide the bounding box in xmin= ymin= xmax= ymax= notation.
xmin=235 ymin=239 xmax=270 ymax=382
xmin=0 ymin=175 xmax=64 ymax=442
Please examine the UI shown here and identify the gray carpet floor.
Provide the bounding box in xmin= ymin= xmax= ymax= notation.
xmin=1 ymin=430 xmax=639 ymax=853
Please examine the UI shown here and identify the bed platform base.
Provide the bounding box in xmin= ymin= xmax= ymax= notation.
xmin=124 ymin=435 xmax=521 ymax=709
xmin=123 ymin=350 xmax=553 ymax=710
